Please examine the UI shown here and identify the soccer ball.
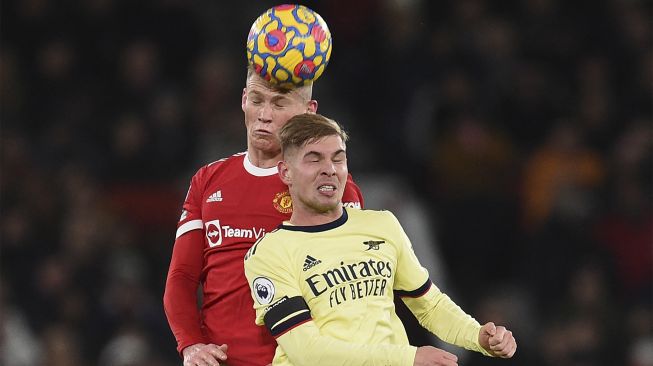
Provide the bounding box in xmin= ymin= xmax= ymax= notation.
xmin=246 ymin=4 xmax=332 ymax=87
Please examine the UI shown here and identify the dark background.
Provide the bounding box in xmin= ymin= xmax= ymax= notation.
xmin=1 ymin=0 xmax=651 ymax=365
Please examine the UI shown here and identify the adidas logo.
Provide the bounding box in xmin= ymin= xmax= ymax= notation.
xmin=206 ymin=190 xmax=223 ymax=203
xmin=303 ymin=255 xmax=322 ymax=271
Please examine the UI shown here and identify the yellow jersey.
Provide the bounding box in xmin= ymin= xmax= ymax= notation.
xmin=244 ymin=208 xmax=491 ymax=365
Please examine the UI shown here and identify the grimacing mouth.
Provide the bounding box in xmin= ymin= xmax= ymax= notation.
xmin=317 ymin=184 xmax=336 ymax=192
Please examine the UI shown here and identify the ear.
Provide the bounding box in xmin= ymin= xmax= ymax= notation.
xmin=307 ymin=99 xmax=318 ymax=113
xmin=241 ymin=88 xmax=247 ymax=112
xmin=278 ymin=160 xmax=292 ymax=185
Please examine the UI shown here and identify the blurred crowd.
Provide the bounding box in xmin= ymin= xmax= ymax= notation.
xmin=1 ymin=0 xmax=651 ymax=365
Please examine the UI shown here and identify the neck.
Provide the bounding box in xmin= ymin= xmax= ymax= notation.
xmin=289 ymin=205 xmax=343 ymax=226
xmin=247 ymin=148 xmax=281 ymax=169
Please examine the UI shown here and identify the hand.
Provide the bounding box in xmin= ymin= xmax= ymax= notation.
xmin=182 ymin=343 xmax=229 ymax=366
xmin=413 ymin=346 xmax=458 ymax=366
xmin=478 ymin=322 xmax=517 ymax=358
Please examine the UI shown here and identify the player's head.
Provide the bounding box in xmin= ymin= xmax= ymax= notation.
xmin=245 ymin=66 xmax=315 ymax=98
xmin=242 ymin=66 xmax=318 ymax=157
xmin=278 ymin=113 xmax=348 ymax=215
xmin=279 ymin=113 xmax=349 ymax=158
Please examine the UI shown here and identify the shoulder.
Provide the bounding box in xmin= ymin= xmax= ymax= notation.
xmin=244 ymin=228 xmax=289 ymax=263
xmin=191 ymin=152 xmax=246 ymax=181
xmin=349 ymin=208 xmax=398 ymax=224
xmin=203 ymin=152 xmax=246 ymax=173
xmin=244 ymin=231 xmax=298 ymax=284
xmin=347 ymin=209 xmax=403 ymax=240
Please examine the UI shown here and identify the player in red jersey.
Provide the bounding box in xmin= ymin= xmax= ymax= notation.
xmin=163 ymin=66 xmax=364 ymax=366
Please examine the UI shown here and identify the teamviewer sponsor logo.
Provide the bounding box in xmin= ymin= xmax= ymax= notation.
xmin=303 ymin=255 xmax=322 ymax=271
xmin=204 ymin=219 xmax=266 ymax=248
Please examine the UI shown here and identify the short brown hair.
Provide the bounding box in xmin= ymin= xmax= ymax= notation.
xmin=279 ymin=113 xmax=349 ymax=157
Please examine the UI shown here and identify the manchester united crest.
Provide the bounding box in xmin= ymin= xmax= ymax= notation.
xmin=273 ymin=191 xmax=293 ymax=214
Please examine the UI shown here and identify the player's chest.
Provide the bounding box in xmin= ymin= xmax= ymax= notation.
xmin=294 ymin=235 xmax=398 ymax=308
xmin=200 ymin=178 xmax=292 ymax=246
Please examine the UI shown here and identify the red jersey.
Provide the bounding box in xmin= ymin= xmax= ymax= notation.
xmin=164 ymin=152 xmax=364 ymax=366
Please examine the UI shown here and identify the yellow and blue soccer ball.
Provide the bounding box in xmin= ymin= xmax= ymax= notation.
xmin=246 ymin=4 xmax=332 ymax=87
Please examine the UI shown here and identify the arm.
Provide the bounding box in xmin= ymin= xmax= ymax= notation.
xmin=163 ymin=168 xmax=214 ymax=356
xmin=402 ymin=284 xmax=517 ymax=358
xmin=403 ymin=287 xmax=516 ymax=357
xmin=281 ymin=329 xmax=472 ymax=366
xmin=401 ymin=284 xmax=491 ymax=356
xmin=274 ymin=308 xmax=416 ymax=365
xmin=163 ymin=229 xmax=209 ymax=354
xmin=268 ymin=298 xmax=469 ymax=366
xmin=387 ymin=211 xmax=490 ymax=357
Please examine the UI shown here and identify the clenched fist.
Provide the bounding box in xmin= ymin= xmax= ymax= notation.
xmin=478 ymin=322 xmax=517 ymax=358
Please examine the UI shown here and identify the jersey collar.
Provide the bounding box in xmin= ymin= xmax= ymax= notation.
xmin=243 ymin=152 xmax=279 ymax=177
xmin=279 ymin=208 xmax=348 ymax=232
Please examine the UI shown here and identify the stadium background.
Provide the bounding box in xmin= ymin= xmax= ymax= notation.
xmin=1 ymin=0 xmax=651 ymax=365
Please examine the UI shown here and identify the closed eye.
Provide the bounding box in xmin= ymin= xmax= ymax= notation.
xmin=303 ymin=152 xmax=322 ymax=163
xmin=332 ymin=151 xmax=346 ymax=163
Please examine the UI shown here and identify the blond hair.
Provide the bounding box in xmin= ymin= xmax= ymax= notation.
xmin=246 ymin=66 xmax=313 ymax=99
xmin=279 ymin=113 xmax=349 ymax=157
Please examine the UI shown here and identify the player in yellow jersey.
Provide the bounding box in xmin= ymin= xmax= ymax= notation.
xmin=244 ymin=113 xmax=517 ymax=365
